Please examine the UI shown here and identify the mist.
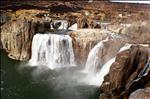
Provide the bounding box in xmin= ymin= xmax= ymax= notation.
xmin=18 ymin=63 xmax=100 ymax=99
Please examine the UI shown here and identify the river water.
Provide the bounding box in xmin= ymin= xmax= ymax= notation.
xmin=1 ymin=50 xmax=99 ymax=99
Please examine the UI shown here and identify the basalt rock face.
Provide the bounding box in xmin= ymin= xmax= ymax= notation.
xmin=99 ymin=45 xmax=150 ymax=99
xmin=1 ymin=19 xmax=36 ymax=60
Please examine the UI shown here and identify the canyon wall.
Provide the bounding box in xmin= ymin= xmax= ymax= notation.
xmin=69 ymin=29 xmax=108 ymax=65
xmin=1 ymin=19 xmax=36 ymax=60
xmin=99 ymin=45 xmax=150 ymax=99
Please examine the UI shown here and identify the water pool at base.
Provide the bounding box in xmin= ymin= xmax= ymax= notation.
xmin=1 ymin=50 xmax=100 ymax=99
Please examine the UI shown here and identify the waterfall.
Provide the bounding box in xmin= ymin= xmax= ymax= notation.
xmin=84 ymin=37 xmax=109 ymax=74
xmin=97 ymin=57 xmax=116 ymax=85
xmin=81 ymin=36 xmax=125 ymax=85
xmin=80 ymin=57 xmax=116 ymax=86
xmin=29 ymin=34 xmax=75 ymax=69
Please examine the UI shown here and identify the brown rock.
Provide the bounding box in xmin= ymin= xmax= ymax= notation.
xmin=108 ymin=20 xmax=150 ymax=44
xmin=77 ymin=16 xmax=89 ymax=28
xmin=1 ymin=19 xmax=36 ymax=60
xmin=69 ymin=29 xmax=127 ymax=66
xmin=129 ymin=88 xmax=150 ymax=99
xmin=100 ymin=45 xmax=150 ymax=99
xmin=69 ymin=29 xmax=108 ymax=65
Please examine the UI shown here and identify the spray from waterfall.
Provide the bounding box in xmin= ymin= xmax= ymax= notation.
xmin=81 ymin=36 xmax=126 ymax=86
xmin=28 ymin=31 xmax=128 ymax=88
xmin=29 ymin=34 xmax=75 ymax=69
xmin=79 ymin=57 xmax=116 ymax=86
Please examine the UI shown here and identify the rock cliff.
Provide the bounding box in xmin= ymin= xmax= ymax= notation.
xmin=69 ymin=29 xmax=108 ymax=65
xmin=99 ymin=45 xmax=150 ymax=99
xmin=1 ymin=19 xmax=36 ymax=60
xmin=69 ymin=29 xmax=127 ymax=65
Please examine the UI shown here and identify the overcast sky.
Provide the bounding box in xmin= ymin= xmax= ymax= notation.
xmin=111 ymin=0 xmax=150 ymax=4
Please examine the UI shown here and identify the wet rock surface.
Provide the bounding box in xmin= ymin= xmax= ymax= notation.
xmin=99 ymin=45 xmax=150 ymax=99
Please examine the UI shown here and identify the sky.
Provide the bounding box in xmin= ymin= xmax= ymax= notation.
xmin=111 ymin=0 xmax=150 ymax=4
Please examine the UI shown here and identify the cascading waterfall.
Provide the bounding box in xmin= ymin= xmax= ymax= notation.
xmin=81 ymin=35 xmax=124 ymax=86
xmin=84 ymin=37 xmax=109 ymax=74
xmin=29 ymin=33 xmax=75 ymax=69
xmin=97 ymin=57 xmax=116 ymax=85
xmin=82 ymin=43 xmax=141 ymax=86
xmin=28 ymin=30 xmax=128 ymax=87
xmin=84 ymin=30 xmax=124 ymax=75
xmin=81 ymin=57 xmax=116 ymax=86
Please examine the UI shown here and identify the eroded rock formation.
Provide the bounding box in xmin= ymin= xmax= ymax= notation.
xmin=1 ymin=19 xmax=36 ymax=60
xmin=99 ymin=45 xmax=150 ymax=99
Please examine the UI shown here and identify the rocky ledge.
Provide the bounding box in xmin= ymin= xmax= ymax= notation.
xmin=99 ymin=45 xmax=150 ymax=99
xmin=1 ymin=1 xmax=150 ymax=61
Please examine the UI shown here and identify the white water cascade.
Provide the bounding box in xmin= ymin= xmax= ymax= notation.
xmin=29 ymin=34 xmax=75 ymax=69
xmin=84 ymin=37 xmax=109 ymax=74
xmin=80 ymin=57 xmax=116 ymax=86
xmin=81 ymin=36 xmax=123 ymax=86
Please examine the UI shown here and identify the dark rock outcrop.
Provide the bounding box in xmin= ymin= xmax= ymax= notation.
xmin=99 ymin=45 xmax=150 ymax=99
xmin=77 ymin=16 xmax=101 ymax=29
xmin=0 ymin=11 xmax=11 ymax=25
xmin=49 ymin=2 xmax=82 ymax=13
